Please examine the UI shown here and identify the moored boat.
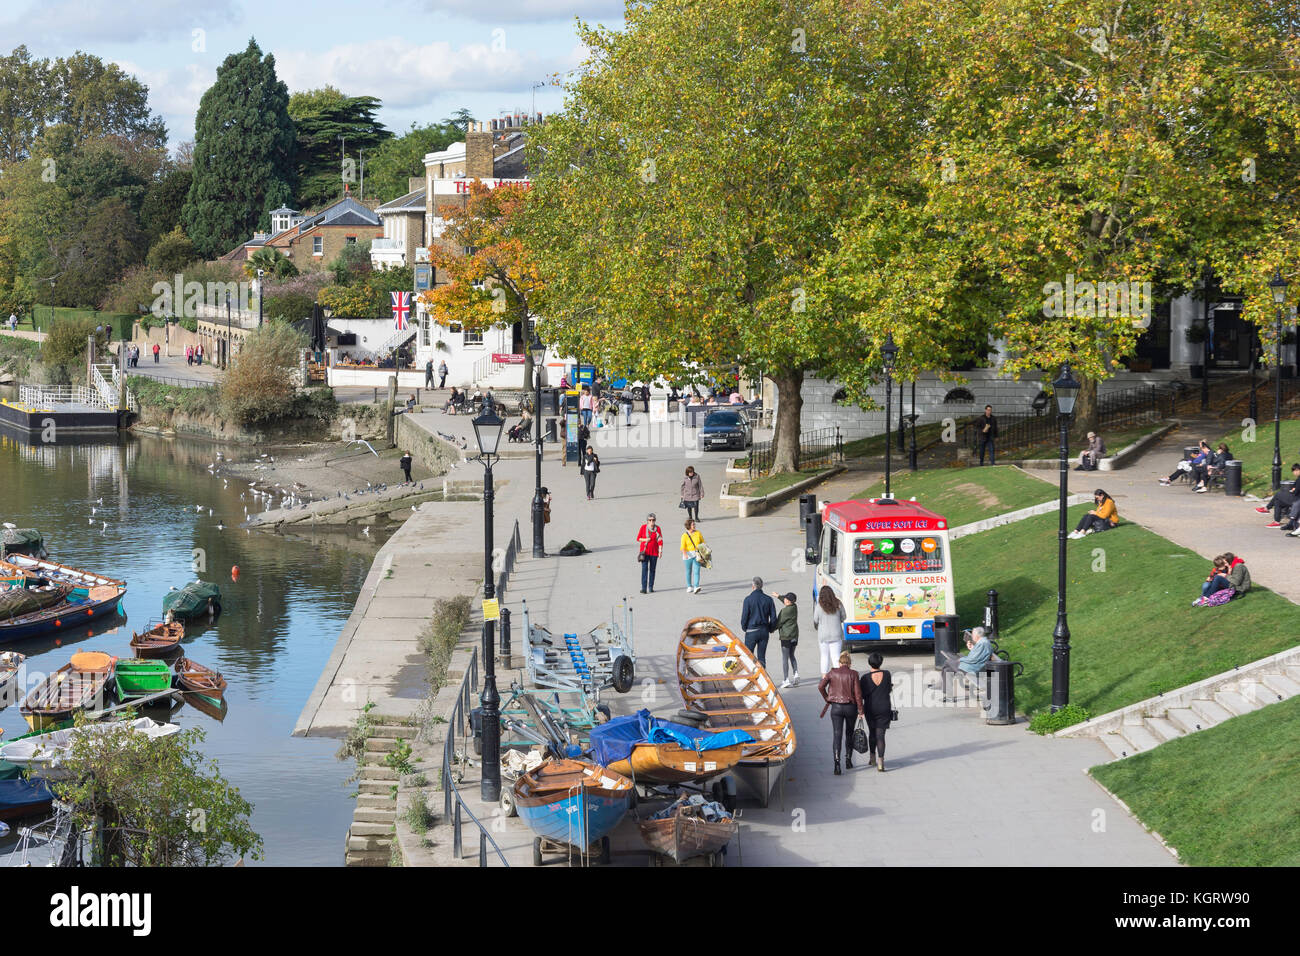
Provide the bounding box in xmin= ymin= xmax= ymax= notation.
xmin=173 ymin=657 xmax=226 ymax=703
xmin=162 ymin=581 xmax=222 ymax=621
xmin=678 ymin=617 xmax=796 ymax=807
xmin=130 ymin=620 xmax=184 ymax=658
xmin=114 ymin=659 xmax=174 ymax=700
xmin=589 ymin=708 xmax=753 ymax=785
xmin=638 ymin=793 xmax=738 ymax=865
xmin=513 ymin=758 xmax=633 ymax=864
xmin=0 ymin=650 xmax=24 ymax=708
xmin=0 ymin=528 xmax=46 ymax=559
xmin=0 ymin=776 xmax=53 ymax=820
xmin=0 ymin=717 xmax=182 ymax=779
xmin=0 ymin=554 xmax=123 ymax=591
xmin=0 ymin=580 xmax=126 ymax=643
xmin=0 ymin=582 xmax=71 ymax=618
xmin=19 ymin=662 xmax=110 ymax=730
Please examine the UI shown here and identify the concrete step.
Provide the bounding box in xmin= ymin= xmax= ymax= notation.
xmin=1261 ymin=673 xmax=1300 ymax=699
xmin=1189 ymin=698 xmax=1233 ymax=727
xmin=1143 ymin=716 xmax=1184 ymax=743
xmin=345 ymin=851 xmax=390 ymax=867
xmin=370 ymin=724 xmax=418 ymax=738
xmin=354 ymin=807 xmax=396 ymax=824
xmin=1237 ymin=679 xmax=1283 ymax=707
xmin=365 ymin=736 xmax=401 ymax=752
xmin=357 ymin=793 xmax=397 ymax=809
xmin=1167 ymin=707 xmax=1208 ymax=735
xmin=1214 ymin=690 xmax=1261 ymax=717
xmin=358 ymin=780 xmax=395 ymax=795
xmin=1099 ymin=733 xmax=1133 ymax=760
xmin=359 ymin=767 xmax=399 ymax=781
xmin=1117 ymin=723 xmax=1161 ymax=753
xmin=1286 ymin=665 xmax=1300 ymax=684
xmin=349 ymin=821 xmax=395 ymax=837
xmin=347 ymin=833 xmax=391 ymax=852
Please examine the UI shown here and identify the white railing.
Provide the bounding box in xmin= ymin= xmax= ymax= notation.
xmin=91 ymin=364 xmax=138 ymax=412
xmin=373 ymin=325 xmax=417 ymax=357
xmin=18 ymin=384 xmax=110 ymax=409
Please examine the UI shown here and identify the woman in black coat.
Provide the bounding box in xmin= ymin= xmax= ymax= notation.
xmin=859 ymin=651 xmax=893 ymax=772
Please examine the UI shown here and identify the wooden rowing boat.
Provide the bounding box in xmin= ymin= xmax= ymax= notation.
xmin=0 ymin=777 xmax=53 ymax=821
xmin=174 ymin=657 xmax=226 ymax=701
xmin=0 ymin=650 xmax=24 ymax=709
xmin=513 ymin=758 xmax=633 ymax=861
xmin=0 ymin=583 xmax=127 ymax=642
xmin=20 ymin=662 xmax=110 ymax=730
xmin=638 ymin=796 xmax=738 ymax=864
xmin=130 ymin=620 xmax=185 ymax=658
xmin=0 ymin=554 xmax=124 ymax=590
xmin=677 ymin=617 xmax=796 ymax=806
xmin=590 ymin=709 xmax=751 ymax=785
xmin=0 ymin=582 xmax=71 ymax=618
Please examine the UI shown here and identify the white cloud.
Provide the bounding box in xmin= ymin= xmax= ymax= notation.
xmin=2 ymin=0 xmax=241 ymax=44
xmin=413 ymin=0 xmax=624 ymax=24
xmin=274 ymin=36 xmax=581 ymax=109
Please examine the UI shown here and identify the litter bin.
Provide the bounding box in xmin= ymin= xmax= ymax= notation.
xmin=983 ymin=658 xmax=1022 ymax=725
xmin=1223 ymin=459 xmax=1243 ymax=497
xmin=799 ymin=493 xmax=818 ymax=527
xmin=803 ymin=512 xmax=822 ymax=564
xmin=933 ymin=614 xmax=961 ymax=669
xmin=469 ymin=706 xmax=484 ymax=754
xmin=1182 ymin=445 xmax=1199 ymax=461
xmin=544 ymin=418 xmax=558 ymax=443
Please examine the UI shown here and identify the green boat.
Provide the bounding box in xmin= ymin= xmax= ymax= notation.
xmin=161 ymin=580 xmax=222 ymax=621
xmin=114 ymin=660 xmax=174 ymax=700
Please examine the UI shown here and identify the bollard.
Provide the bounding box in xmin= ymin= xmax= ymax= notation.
xmin=933 ymin=614 xmax=961 ymax=669
xmin=983 ymin=589 xmax=999 ymax=641
xmin=500 ymin=606 xmax=511 ymax=659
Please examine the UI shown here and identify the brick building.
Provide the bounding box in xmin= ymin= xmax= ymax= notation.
xmin=222 ymin=194 xmax=383 ymax=271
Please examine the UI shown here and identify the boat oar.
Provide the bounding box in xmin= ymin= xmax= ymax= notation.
xmin=84 ymin=688 xmax=182 ymax=719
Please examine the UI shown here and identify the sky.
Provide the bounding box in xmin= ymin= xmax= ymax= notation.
xmin=1 ymin=0 xmax=626 ymax=150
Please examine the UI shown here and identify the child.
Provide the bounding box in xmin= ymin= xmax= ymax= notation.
xmin=772 ymin=592 xmax=800 ymax=688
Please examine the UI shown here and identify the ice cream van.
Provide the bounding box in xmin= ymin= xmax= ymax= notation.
xmin=811 ymin=497 xmax=955 ymax=648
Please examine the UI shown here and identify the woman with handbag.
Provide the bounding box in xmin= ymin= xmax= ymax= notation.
xmin=817 ymin=651 xmax=863 ymax=775
xmin=680 ymin=519 xmax=706 ymax=593
xmin=679 ymin=466 xmax=704 ymax=521
xmin=636 ymin=513 xmax=663 ymax=593
xmin=859 ymin=652 xmax=894 ymax=772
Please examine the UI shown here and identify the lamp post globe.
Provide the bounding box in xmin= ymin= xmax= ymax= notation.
xmin=1050 ymin=361 xmax=1080 ymax=712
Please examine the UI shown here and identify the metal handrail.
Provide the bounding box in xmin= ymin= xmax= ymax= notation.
xmin=127 ymin=372 xmax=216 ymax=390
xmin=495 ymin=519 xmax=522 ymax=603
xmin=440 ymin=645 xmax=509 ymax=866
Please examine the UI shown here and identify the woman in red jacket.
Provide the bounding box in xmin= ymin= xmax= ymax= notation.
xmin=636 ymin=513 xmax=663 ymax=593
xmin=818 ymin=651 xmax=864 ymax=775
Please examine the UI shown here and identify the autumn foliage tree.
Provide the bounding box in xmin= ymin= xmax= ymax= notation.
xmin=420 ymin=181 xmax=543 ymax=384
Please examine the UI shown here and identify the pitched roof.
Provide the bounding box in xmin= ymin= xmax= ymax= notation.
xmin=377 ymin=187 xmax=426 ymax=213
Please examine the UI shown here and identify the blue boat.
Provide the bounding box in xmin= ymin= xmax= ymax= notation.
xmin=0 ymin=776 xmax=54 ymax=821
xmin=0 ymin=556 xmax=126 ymax=643
xmin=512 ymin=758 xmax=633 ymax=865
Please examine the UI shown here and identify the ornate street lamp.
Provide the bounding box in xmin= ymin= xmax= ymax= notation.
xmin=881 ymin=333 xmax=898 ymax=497
xmin=471 ymin=405 xmax=505 ymax=800
xmin=1270 ymin=272 xmax=1288 ymax=490
xmin=530 ymin=331 xmax=548 ymax=558
xmin=1051 ymin=362 xmax=1080 ymax=712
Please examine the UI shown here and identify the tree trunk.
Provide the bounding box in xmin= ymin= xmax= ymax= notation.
xmin=1073 ymin=375 xmax=1099 ymax=440
xmin=769 ymin=368 xmax=804 ymax=474
xmin=521 ymin=349 xmax=534 ymax=398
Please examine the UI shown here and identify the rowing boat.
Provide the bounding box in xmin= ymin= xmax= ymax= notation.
xmin=0 ymin=717 xmax=181 ymax=779
xmin=0 ymin=554 xmax=124 ymax=591
xmin=162 ymin=581 xmax=222 ymax=621
xmin=589 ymin=708 xmax=752 ymax=785
xmin=114 ymin=660 xmax=174 ymax=700
xmin=19 ymin=663 xmax=110 ymax=730
xmin=513 ymin=758 xmax=633 ymax=862
xmin=0 ymin=777 xmax=53 ymax=821
xmin=0 ymin=528 xmax=46 ymax=559
xmin=0 ymin=576 xmax=126 ymax=643
xmin=174 ymin=657 xmax=226 ymax=702
xmin=0 ymin=582 xmax=71 ymax=618
xmin=638 ymin=793 xmax=738 ymax=864
xmin=130 ymin=620 xmax=184 ymax=658
xmin=677 ymin=617 xmax=796 ymax=806
xmin=0 ymin=650 xmax=23 ymax=709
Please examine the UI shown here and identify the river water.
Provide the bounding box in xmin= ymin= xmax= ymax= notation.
xmin=0 ymin=431 xmax=383 ymax=866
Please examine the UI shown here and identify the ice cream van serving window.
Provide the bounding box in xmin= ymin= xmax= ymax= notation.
xmin=852 ymin=537 xmax=944 ymax=574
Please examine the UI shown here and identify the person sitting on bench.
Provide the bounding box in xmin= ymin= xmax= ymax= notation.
xmin=1259 ymin=463 xmax=1300 ymax=527
xmin=1196 ymin=442 xmax=1232 ymax=492
xmin=1159 ymin=443 xmax=1207 ymax=486
xmin=939 ymin=626 xmax=994 ymax=695
xmin=1076 ymin=431 xmax=1106 ymax=471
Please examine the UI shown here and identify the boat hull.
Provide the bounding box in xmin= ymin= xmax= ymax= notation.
xmin=512 ymin=759 xmax=633 ymax=850
xmin=0 ymin=587 xmax=126 ymax=642
xmin=174 ymin=657 xmax=226 ymax=699
xmin=0 ymin=777 xmax=54 ymax=821
xmin=115 ymin=661 xmax=173 ymax=699
xmin=638 ymin=808 xmax=737 ymax=863
xmin=606 ymin=741 xmax=748 ymax=785
xmin=20 ymin=665 xmax=109 ymax=730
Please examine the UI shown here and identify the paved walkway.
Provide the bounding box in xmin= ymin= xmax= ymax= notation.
xmin=1085 ymin=418 xmax=1300 ymax=603
xmin=402 ymin=410 xmax=1174 ymax=866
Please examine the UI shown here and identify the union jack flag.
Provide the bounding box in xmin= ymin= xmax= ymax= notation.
xmin=391 ymin=291 xmax=411 ymax=330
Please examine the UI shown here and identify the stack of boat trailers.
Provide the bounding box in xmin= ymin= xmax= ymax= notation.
xmin=499 ymin=608 xmax=795 ymax=866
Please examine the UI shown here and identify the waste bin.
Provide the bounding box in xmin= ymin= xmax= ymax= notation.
xmin=983 ymin=658 xmax=1022 ymax=725
xmin=799 ymin=493 xmax=818 ymax=527
xmin=1223 ymin=459 xmax=1243 ymax=497
xmin=469 ymin=706 xmax=484 ymax=754
xmin=544 ymin=418 xmax=558 ymax=443
xmin=540 ymin=386 xmax=561 ymax=416
xmin=933 ymin=614 xmax=961 ymax=669
xmin=1182 ymin=445 xmax=1199 ymax=461
xmin=803 ymin=512 xmax=822 ymax=564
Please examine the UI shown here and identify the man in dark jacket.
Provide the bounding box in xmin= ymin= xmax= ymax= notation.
xmin=740 ymin=576 xmax=777 ymax=667
xmin=1259 ymin=463 xmax=1300 ymax=526
xmin=977 ymin=405 xmax=998 ymax=465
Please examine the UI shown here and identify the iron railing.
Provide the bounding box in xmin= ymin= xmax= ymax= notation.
xmin=960 ymin=385 xmax=1162 ymax=455
xmin=440 ymin=644 xmax=509 ymax=867
xmin=747 ymin=426 xmax=844 ymax=479
xmin=127 ymin=372 xmax=215 ymax=390
xmin=495 ymin=519 xmax=522 ymax=604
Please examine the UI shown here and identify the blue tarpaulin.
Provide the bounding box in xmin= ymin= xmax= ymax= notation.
xmin=589 ymin=709 xmax=753 ymax=767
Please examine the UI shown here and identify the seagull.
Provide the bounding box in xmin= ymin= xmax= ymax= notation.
xmin=100 ymin=521 xmax=107 ymax=531
xmin=216 ymin=521 xmax=225 ymax=531
xmin=344 ymin=494 xmax=351 ymax=501
xmin=207 ymin=508 xmax=212 ymax=516
xmin=196 ymin=505 xmax=203 ymax=512
xmin=96 ymin=498 xmax=103 ymax=506
xmin=89 ymin=517 xmax=95 ymax=525
xmin=361 ymin=526 xmax=370 ymax=536
xmin=91 ymin=507 xmax=97 ymax=515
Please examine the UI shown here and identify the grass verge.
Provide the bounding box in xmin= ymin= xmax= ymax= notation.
xmin=1091 ymin=694 xmax=1300 ymax=865
xmin=1007 ymin=420 xmax=1167 ymax=462
xmin=951 ymin=510 xmax=1300 ymax=721
xmin=1214 ymin=417 xmax=1300 ymax=497
xmin=728 ymin=468 xmax=832 ymax=498
xmin=852 ymin=464 xmax=1055 ymax=528
xmin=842 ymin=420 xmax=949 ymax=459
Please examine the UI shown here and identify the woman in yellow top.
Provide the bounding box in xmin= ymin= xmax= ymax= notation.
xmin=681 ymin=519 xmax=706 ymax=593
xmin=1068 ymin=489 xmax=1119 ymax=539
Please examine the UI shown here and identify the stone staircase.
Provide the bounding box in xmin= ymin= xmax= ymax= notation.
xmin=1057 ymin=646 xmax=1300 ymax=760
xmin=344 ymin=722 xmax=413 ymax=867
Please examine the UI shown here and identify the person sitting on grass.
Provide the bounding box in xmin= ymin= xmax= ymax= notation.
xmin=1198 ymin=554 xmax=1231 ymax=601
xmin=1067 ymin=489 xmax=1119 ymax=538
xmin=1194 ymin=552 xmax=1251 ymax=606
xmin=1159 ymin=442 xmax=1207 ymax=487
xmin=1257 ymin=463 xmax=1300 ymax=527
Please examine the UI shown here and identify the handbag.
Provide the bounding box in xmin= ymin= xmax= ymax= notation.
xmin=852 ymin=717 xmax=870 ymax=754
xmin=679 ymin=498 xmax=689 ymax=509
xmin=890 ymin=708 xmax=900 ymax=722
xmin=637 ymin=550 xmax=647 ymax=563
xmin=696 ymin=543 xmax=713 ymax=570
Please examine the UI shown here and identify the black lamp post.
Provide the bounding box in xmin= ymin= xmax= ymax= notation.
xmin=1051 ymin=362 xmax=1080 ymax=712
xmin=897 ymin=376 xmax=906 ymax=453
xmin=471 ymin=405 xmax=505 ymax=800
xmin=1201 ymin=268 xmax=1212 ymax=412
xmin=1249 ymin=323 xmax=1259 ymax=425
xmin=225 ymin=291 xmax=232 ymax=370
xmin=882 ymin=333 xmax=898 ymax=497
xmin=530 ymin=332 xmax=547 ymax=558
xmin=256 ymin=269 xmax=265 ymax=329
xmin=907 ymin=379 xmax=919 ymax=471
xmin=1270 ymin=272 xmax=1288 ymax=491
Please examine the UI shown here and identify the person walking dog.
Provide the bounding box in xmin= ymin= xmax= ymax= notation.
xmin=636 ymin=514 xmax=663 ymax=593
xmin=818 ymin=651 xmax=864 ymax=776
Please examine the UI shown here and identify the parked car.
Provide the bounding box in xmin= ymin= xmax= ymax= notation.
xmin=699 ymin=410 xmax=752 ymax=451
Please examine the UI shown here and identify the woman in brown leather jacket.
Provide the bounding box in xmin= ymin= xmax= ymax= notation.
xmin=818 ymin=651 xmax=864 ymax=775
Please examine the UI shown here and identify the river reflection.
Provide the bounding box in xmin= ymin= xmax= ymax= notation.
xmin=0 ymin=430 xmax=384 ymax=866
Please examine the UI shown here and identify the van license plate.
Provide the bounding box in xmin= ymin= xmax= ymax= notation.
xmin=885 ymin=625 xmax=913 ymax=634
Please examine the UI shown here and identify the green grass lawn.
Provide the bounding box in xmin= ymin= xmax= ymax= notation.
xmin=842 ymin=420 xmax=949 ymax=459
xmin=1009 ymin=420 xmax=1167 ymax=462
xmin=851 ymin=464 xmax=1056 ymax=528
xmin=1213 ymin=417 xmax=1300 ymax=497
xmin=728 ymin=468 xmax=833 ymax=497
xmin=951 ymin=510 xmax=1300 ymax=719
xmin=1092 ymin=694 xmax=1300 ymax=865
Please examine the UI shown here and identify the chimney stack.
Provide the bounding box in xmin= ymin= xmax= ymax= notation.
xmin=465 ymin=119 xmax=493 ymax=180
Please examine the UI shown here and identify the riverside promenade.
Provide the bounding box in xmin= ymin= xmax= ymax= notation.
xmin=387 ymin=406 xmax=1174 ymax=866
